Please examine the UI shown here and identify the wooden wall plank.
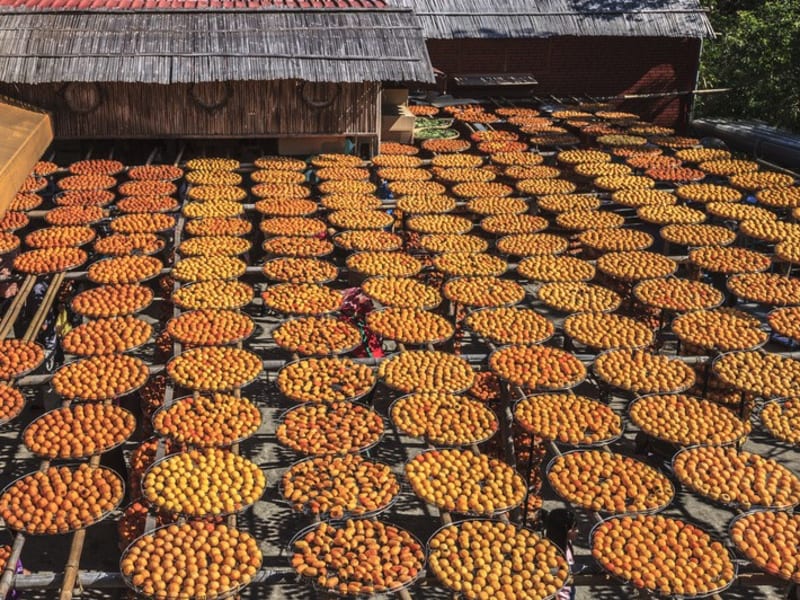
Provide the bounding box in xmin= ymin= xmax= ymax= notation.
xmin=0 ymin=81 xmax=379 ymax=139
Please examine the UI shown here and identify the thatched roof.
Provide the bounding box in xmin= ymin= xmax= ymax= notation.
xmin=0 ymin=6 xmax=435 ymax=84
xmin=401 ymin=0 xmax=714 ymax=39
xmin=0 ymin=0 xmax=388 ymax=6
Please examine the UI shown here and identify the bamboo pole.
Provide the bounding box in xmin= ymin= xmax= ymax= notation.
xmin=144 ymin=206 xmax=185 ymax=536
xmin=0 ymin=274 xmax=35 ymax=339
xmin=59 ymin=528 xmax=87 ymax=599
xmin=0 ymin=271 xmax=66 ymax=599
xmin=227 ymin=440 xmax=240 ymax=530
xmin=23 ymin=272 xmax=64 ymax=341
xmin=0 ymin=534 xmax=25 ymax=598
xmin=60 ymin=424 xmax=105 ymax=600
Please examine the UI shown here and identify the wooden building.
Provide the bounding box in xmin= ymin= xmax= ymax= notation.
xmin=404 ymin=0 xmax=714 ymax=127
xmin=0 ymin=0 xmax=434 ymax=145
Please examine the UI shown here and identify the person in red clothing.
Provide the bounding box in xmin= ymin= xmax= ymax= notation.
xmin=339 ymin=287 xmax=383 ymax=358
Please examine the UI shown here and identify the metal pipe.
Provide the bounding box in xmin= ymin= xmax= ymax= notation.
xmin=145 ymin=146 xmax=159 ymax=166
xmin=755 ymin=158 xmax=800 ymax=179
xmin=64 ymin=264 xmax=262 ymax=280
xmin=12 ymin=350 xmax=775 ymax=389
xmin=689 ymin=38 xmax=704 ymax=124
xmin=13 ymin=568 xmax=294 ymax=590
xmin=173 ymin=143 xmax=185 ymax=167
xmin=5 ymin=567 xmax=783 ymax=591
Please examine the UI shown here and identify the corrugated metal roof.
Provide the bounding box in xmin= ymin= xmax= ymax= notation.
xmin=401 ymin=0 xmax=714 ymax=39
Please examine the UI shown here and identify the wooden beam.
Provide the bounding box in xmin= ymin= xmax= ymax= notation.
xmin=0 ymin=100 xmax=52 ymax=219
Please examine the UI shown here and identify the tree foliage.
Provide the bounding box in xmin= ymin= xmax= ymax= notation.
xmin=697 ymin=0 xmax=800 ymax=131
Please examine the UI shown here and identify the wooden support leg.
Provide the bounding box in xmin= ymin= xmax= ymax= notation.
xmin=60 ymin=453 xmax=102 ymax=599
xmin=521 ymin=433 xmax=538 ymax=527
xmin=24 ymin=273 xmax=65 ymax=342
xmin=0 ymin=534 xmax=25 ymax=598
xmin=59 ymin=529 xmax=87 ymax=600
xmin=498 ymin=382 xmax=518 ymax=476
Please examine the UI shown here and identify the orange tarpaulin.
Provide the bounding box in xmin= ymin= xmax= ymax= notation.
xmin=0 ymin=99 xmax=52 ymax=218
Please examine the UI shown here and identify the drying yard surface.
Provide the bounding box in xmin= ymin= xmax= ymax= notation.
xmin=0 ymin=102 xmax=797 ymax=600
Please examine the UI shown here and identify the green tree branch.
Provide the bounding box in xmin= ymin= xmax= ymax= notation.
xmin=698 ymin=0 xmax=800 ymax=131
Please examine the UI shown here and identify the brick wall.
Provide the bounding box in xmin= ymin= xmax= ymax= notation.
xmin=426 ymin=37 xmax=702 ymax=128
